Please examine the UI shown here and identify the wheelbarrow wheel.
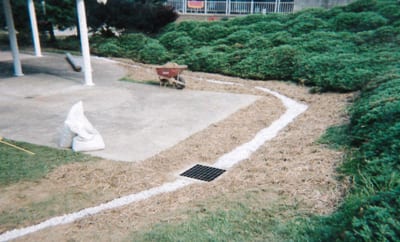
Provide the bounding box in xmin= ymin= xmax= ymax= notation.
xmin=175 ymin=76 xmax=186 ymax=89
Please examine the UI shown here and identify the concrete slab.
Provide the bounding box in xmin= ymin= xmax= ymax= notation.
xmin=0 ymin=51 xmax=259 ymax=162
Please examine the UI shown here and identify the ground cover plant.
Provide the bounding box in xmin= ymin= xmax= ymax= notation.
xmin=92 ymin=0 xmax=400 ymax=240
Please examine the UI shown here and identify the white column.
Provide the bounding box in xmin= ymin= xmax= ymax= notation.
xmin=250 ymin=0 xmax=254 ymax=14
xmin=3 ymin=0 xmax=23 ymax=76
xmin=76 ymin=0 xmax=94 ymax=86
xmin=274 ymin=0 xmax=281 ymax=13
xmin=185 ymin=0 xmax=187 ymax=14
xmin=27 ymin=0 xmax=42 ymax=57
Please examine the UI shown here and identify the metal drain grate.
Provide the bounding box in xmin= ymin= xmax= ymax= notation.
xmin=180 ymin=164 xmax=226 ymax=182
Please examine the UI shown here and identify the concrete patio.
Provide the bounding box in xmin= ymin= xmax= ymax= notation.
xmin=0 ymin=51 xmax=259 ymax=162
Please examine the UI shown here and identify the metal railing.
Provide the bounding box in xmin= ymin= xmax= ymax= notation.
xmin=167 ymin=0 xmax=294 ymax=15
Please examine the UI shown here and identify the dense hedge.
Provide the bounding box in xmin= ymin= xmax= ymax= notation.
xmin=91 ymin=0 xmax=400 ymax=93
xmin=304 ymin=73 xmax=400 ymax=241
xmin=90 ymin=1 xmax=400 ymax=240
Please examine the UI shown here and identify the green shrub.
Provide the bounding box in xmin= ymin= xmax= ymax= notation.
xmin=297 ymin=31 xmax=358 ymax=53
xmin=247 ymin=21 xmax=285 ymax=34
xmin=118 ymin=33 xmax=149 ymax=58
xmin=344 ymin=0 xmax=377 ymax=12
xmin=138 ymin=40 xmax=170 ymax=64
xmin=225 ymin=14 xmax=268 ymax=26
xmin=183 ymin=46 xmax=228 ymax=73
xmin=167 ymin=36 xmax=193 ymax=56
xmin=175 ymin=21 xmax=200 ymax=33
xmin=225 ymin=13 xmax=287 ymax=27
xmin=261 ymin=45 xmax=300 ymax=80
xmin=349 ymin=78 xmax=400 ymax=147
xmin=230 ymin=45 xmax=299 ymax=80
xmin=245 ymin=36 xmax=272 ymax=49
xmin=214 ymin=30 xmax=253 ymax=46
xmin=94 ymin=39 xmax=123 ymax=57
xmin=290 ymin=7 xmax=330 ymax=20
xmin=56 ymin=36 xmax=80 ymax=51
xmin=158 ymin=31 xmax=190 ymax=49
xmin=300 ymin=187 xmax=400 ymax=242
xmin=347 ymin=187 xmax=400 ymax=241
xmin=332 ymin=12 xmax=388 ymax=32
xmin=294 ymin=53 xmax=375 ymax=92
xmin=366 ymin=26 xmax=400 ymax=44
xmin=268 ymin=31 xmax=293 ymax=46
xmin=376 ymin=2 xmax=400 ymax=23
xmin=287 ymin=13 xmax=330 ymax=35
xmin=230 ymin=49 xmax=267 ymax=79
xmin=190 ymin=24 xmax=231 ymax=43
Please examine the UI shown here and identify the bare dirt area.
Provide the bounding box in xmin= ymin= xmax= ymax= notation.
xmin=1 ymin=60 xmax=353 ymax=241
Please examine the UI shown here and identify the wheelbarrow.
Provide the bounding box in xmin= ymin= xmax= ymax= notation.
xmin=155 ymin=64 xmax=187 ymax=89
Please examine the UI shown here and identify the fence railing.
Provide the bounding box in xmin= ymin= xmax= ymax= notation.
xmin=167 ymin=0 xmax=294 ymax=15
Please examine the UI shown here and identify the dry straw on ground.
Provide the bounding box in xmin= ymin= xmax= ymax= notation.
xmin=1 ymin=60 xmax=353 ymax=241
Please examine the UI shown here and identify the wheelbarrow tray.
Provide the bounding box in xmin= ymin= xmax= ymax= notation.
xmin=155 ymin=66 xmax=187 ymax=78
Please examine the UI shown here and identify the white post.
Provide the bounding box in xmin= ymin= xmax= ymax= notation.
xmin=3 ymin=0 xmax=23 ymax=76
xmin=76 ymin=0 xmax=94 ymax=86
xmin=27 ymin=0 xmax=42 ymax=57
xmin=277 ymin=0 xmax=281 ymax=12
xmin=250 ymin=0 xmax=254 ymax=14
xmin=274 ymin=0 xmax=281 ymax=13
xmin=204 ymin=0 xmax=207 ymax=14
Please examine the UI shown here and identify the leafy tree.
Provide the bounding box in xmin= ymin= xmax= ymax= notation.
xmin=86 ymin=0 xmax=178 ymax=35
xmin=0 ymin=0 xmax=76 ymax=42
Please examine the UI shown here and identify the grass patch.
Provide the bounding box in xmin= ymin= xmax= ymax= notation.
xmin=0 ymin=190 xmax=93 ymax=232
xmin=128 ymin=200 xmax=306 ymax=242
xmin=0 ymin=138 xmax=93 ymax=186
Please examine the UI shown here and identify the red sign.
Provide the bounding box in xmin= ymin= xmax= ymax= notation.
xmin=188 ymin=1 xmax=204 ymax=8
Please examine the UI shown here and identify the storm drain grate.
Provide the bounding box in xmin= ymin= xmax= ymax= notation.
xmin=180 ymin=164 xmax=226 ymax=182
